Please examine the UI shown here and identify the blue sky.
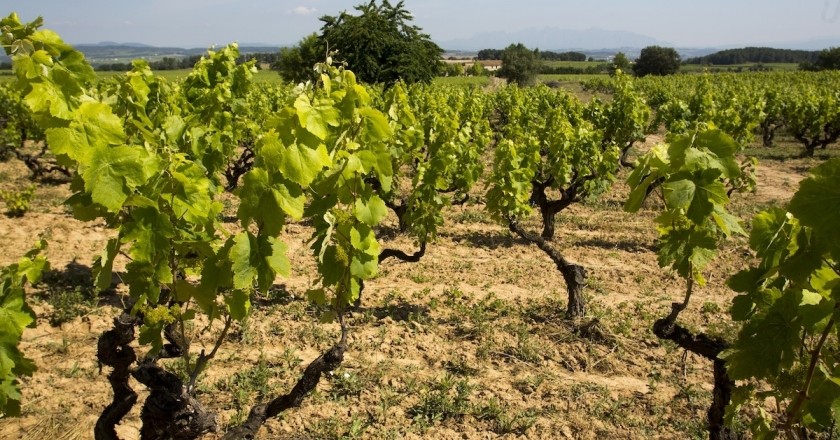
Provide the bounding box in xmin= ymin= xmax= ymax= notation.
xmin=2 ymin=0 xmax=840 ymax=48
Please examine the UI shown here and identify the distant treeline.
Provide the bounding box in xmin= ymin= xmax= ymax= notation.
xmin=538 ymin=63 xmax=608 ymax=75
xmin=95 ymin=52 xmax=280 ymax=71
xmin=685 ymin=47 xmax=819 ymax=65
xmin=477 ymin=48 xmax=587 ymax=61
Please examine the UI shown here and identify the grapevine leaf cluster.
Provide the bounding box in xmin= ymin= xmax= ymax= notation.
xmin=0 ymin=240 xmax=48 ymax=417
xmin=722 ymin=158 xmax=840 ymax=436
xmin=626 ymin=129 xmax=745 ymax=286
xmin=1 ymin=12 xmax=395 ymax=434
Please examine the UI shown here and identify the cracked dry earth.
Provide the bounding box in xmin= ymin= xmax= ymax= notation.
xmin=0 ymin=149 xmax=817 ymax=440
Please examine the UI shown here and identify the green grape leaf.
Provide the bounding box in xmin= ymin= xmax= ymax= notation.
xmin=45 ymin=102 xmax=125 ymax=161
xmin=121 ymin=207 xmax=175 ymax=264
xmin=237 ymin=169 xmax=289 ymax=235
xmin=262 ymin=236 xmax=290 ymax=282
xmin=727 ymin=267 xmax=767 ymax=294
xmin=0 ymin=342 xmax=33 ymax=416
xmin=230 ymin=232 xmax=257 ymax=290
xmin=82 ymin=145 xmax=153 ymax=212
xmin=24 ymin=80 xmax=75 ymax=121
xmin=800 ymin=366 xmax=840 ymax=430
xmin=173 ymin=279 xmax=198 ymax=303
xmin=789 ymin=158 xmax=840 ymax=251
xmin=657 ymin=226 xmax=717 ymax=281
xmin=711 ymin=206 xmax=745 ymax=237
xmin=359 ymin=107 xmax=393 ymax=142
xmin=730 ymin=294 xmax=756 ymax=321
xmin=229 ymin=232 xmax=288 ymax=293
xmin=720 ymin=290 xmax=803 ymax=380
xmin=225 ymin=290 xmax=251 ymax=321
xmin=272 ymin=179 xmax=305 ymax=221
xmin=0 ymin=300 xmax=34 ymax=344
xmin=663 ymin=172 xmax=728 ymax=225
xmin=307 ymin=288 xmax=327 ymax=306
xmin=197 ymin=243 xmax=233 ymax=320
xmin=93 ymin=238 xmax=119 ymax=291
xmin=624 ymin=173 xmax=660 ymax=213
xmin=319 ymin=246 xmax=345 ymax=287
xmin=14 ymin=255 xmax=48 ymax=286
xmin=780 ymin=241 xmax=827 ymax=286
xmin=278 ymin=142 xmax=330 ymax=187
xmin=799 ymin=289 xmax=834 ymax=329
xmin=354 ymin=194 xmax=387 ymax=227
xmin=350 ymin=224 xmax=380 ymax=257
xmin=350 ymin=254 xmax=378 ymax=280
xmin=749 ymin=208 xmax=795 ymax=267
xmin=293 ymin=94 xmax=339 ymax=140
xmin=138 ymin=322 xmax=165 ymax=355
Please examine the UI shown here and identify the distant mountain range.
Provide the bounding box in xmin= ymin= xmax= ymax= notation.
xmin=2 ymin=27 xmax=840 ymax=65
xmin=439 ymin=27 xmax=669 ymax=52
xmin=437 ymin=27 xmax=840 ymax=57
xmin=71 ymin=44 xmax=282 ymax=64
xmin=0 ymin=43 xmax=282 ymax=65
xmin=763 ymin=36 xmax=840 ymax=51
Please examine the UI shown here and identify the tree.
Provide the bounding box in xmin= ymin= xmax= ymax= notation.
xmin=442 ymin=62 xmax=463 ymax=77
xmin=476 ymin=49 xmax=503 ymax=60
xmin=814 ymin=47 xmax=840 ymax=70
xmin=319 ymin=0 xmax=442 ymax=85
xmin=633 ymin=45 xmax=681 ymax=77
xmin=272 ymin=33 xmax=324 ymax=83
xmin=608 ymin=52 xmax=631 ymax=76
xmin=468 ymin=61 xmax=487 ymax=76
xmin=498 ymin=43 xmax=539 ymax=86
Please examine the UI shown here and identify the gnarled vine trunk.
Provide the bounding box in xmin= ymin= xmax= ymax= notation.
xmin=653 ymin=319 xmax=735 ymax=440
xmin=509 ymin=221 xmax=587 ymax=319
xmin=95 ymin=312 xmax=346 ymax=439
xmin=95 ymin=313 xmax=140 ymax=440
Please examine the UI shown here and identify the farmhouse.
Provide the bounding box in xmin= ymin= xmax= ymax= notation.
xmin=440 ymin=59 xmax=503 ymax=72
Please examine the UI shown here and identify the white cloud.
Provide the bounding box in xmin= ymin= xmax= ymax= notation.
xmin=288 ymin=6 xmax=317 ymax=16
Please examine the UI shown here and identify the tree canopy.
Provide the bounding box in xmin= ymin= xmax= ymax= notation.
xmin=272 ymin=33 xmax=324 ymax=84
xmin=498 ymin=43 xmax=539 ymax=86
xmin=633 ymin=46 xmax=681 ymax=77
xmin=685 ymin=47 xmax=818 ymax=65
xmin=318 ymin=0 xmax=442 ymax=85
xmin=608 ymin=52 xmax=631 ymax=76
xmin=812 ymin=47 xmax=840 ymax=70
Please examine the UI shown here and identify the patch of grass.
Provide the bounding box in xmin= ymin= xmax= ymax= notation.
xmin=453 ymin=208 xmax=493 ymax=224
xmin=279 ymin=347 xmax=302 ymax=370
xmin=512 ymin=374 xmax=546 ymax=395
xmin=443 ymin=354 xmax=479 ymax=377
xmin=47 ymin=287 xmax=96 ymax=325
xmin=295 ymin=321 xmax=333 ymax=346
xmin=307 ymin=414 xmax=368 ymax=440
xmin=328 ymin=368 xmax=365 ymax=400
xmin=216 ymin=355 xmax=275 ymax=426
xmin=503 ymin=323 xmax=542 ymax=364
xmin=408 ymin=270 xmax=431 ymax=284
xmin=473 ymin=397 xmax=539 ymax=435
xmin=409 ymin=375 xmax=473 ymax=428
xmin=448 ymin=292 xmax=510 ymax=340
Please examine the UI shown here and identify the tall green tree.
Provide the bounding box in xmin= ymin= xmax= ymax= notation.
xmin=608 ymin=52 xmax=631 ymax=76
xmin=272 ymin=33 xmax=324 ymax=83
xmin=498 ymin=43 xmax=539 ymax=86
xmin=633 ymin=46 xmax=681 ymax=77
xmin=814 ymin=46 xmax=840 ymax=70
xmin=319 ymin=0 xmax=442 ymax=85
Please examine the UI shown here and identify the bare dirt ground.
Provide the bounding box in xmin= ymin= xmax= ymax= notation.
xmin=0 ymin=143 xmax=820 ymax=440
